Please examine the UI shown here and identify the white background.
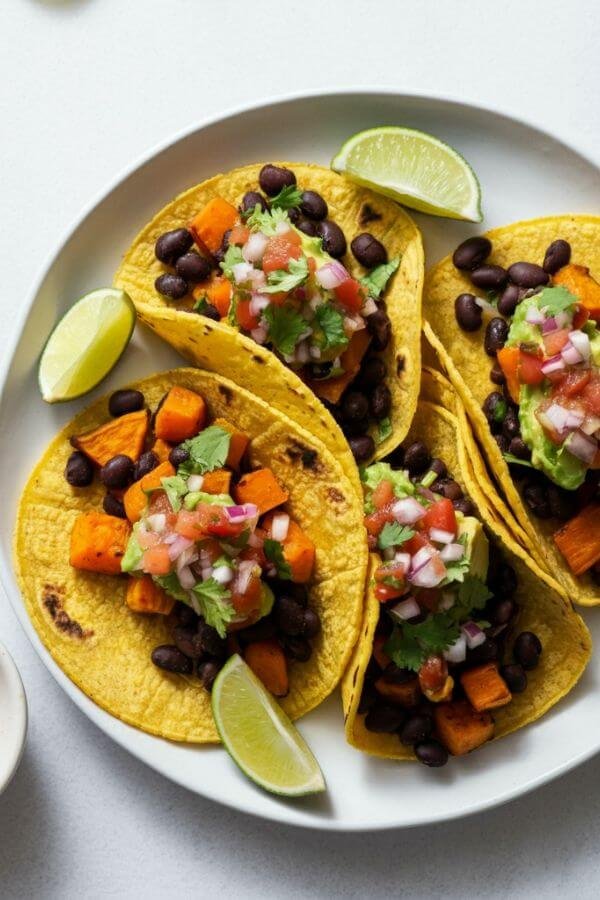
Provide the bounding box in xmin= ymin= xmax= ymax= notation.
xmin=1 ymin=1 xmax=600 ymax=897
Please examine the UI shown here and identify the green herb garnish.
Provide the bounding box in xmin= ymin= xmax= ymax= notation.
xmin=264 ymin=539 xmax=292 ymax=580
xmin=314 ymin=303 xmax=348 ymax=352
xmin=178 ymin=426 xmax=231 ymax=477
xmin=219 ymin=245 xmax=244 ymax=280
xmin=377 ymin=522 xmax=415 ymax=551
xmin=191 ymin=578 xmax=235 ymax=638
xmin=360 ymin=257 xmax=401 ymax=297
xmin=263 ymin=305 xmax=306 ymax=356
xmin=269 ymin=185 xmax=303 ymax=210
xmin=263 ymin=255 xmax=309 ymax=294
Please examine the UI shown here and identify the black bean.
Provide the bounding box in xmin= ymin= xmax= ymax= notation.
xmin=430 ymin=458 xmax=447 ymax=479
xmin=155 ymin=273 xmax=188 ymax=300
xmin=523 ymin=481 xmax=551 ymax=518
xmin=196 ymin=623 xmax=227 ymax=659
xmin=169 ymin=445 xmax=189 ymax=468
xmin=491 ymin=598 xmax=516 ymax=626
xmin=507 ymin=262 xmax=549 ymax=289
xmin=155 ymin=228 xmax=193 ymax=265
xmin=359 ymin=356 xmax=387 ymax=388
xmin=484 ymin=317 xmax=509 ymax=356
xmin=238 ymin=616 xmax=277 ymax=644
xmin=274 ymin=596 xmax=305 ymax=636
xmin=103 ymin=493 xmax=126 ymax=518
xmin=197 ymin=660 xmax=220 ymax=691
xmin=453 ymin=236 xmax=492 ymax=271
xmin=287 ymin=207 xmax=300 ymax=224
xmin=383 ymin=445 xmax=404 ymax=469
xmin=543 ymin=240 xmax=571 ymax=274
xmin=502 ymin=407 xmax=520 ymax=440
xmin=513 ymin=631 xmax=542 ymax=670
xmin=453 ymin=498 xmax=475 ymax=517
xmin=370 ymin=383 xmax=392 ymax=420
xmin=358 ymin=681 xmax=378 ymax=715
xmin=295 ymin=217 xmax=318 ymax=237
xmin=547 ymin=485 xmax=577 ymax=520
xmin=467 ymin=638 xmax=498 ymax=666
xmin=65 ymin=451 xmax=94 ymax=487
xmin=317 ymin=220 xmax=347 ymax=258
xmin=100 ymin=454 xmax=135 ymax=489
xmin=501 ymin=663 xmax=527 ymax=693
xmin=173 ymin=625 xmax=201 ymax=659
xmin=213 ymin=229 xmax=232 ymax=266
xmin=508 ymin=436 xmax=530 ymax=460
xmin=351 ymin=233 xmax=387 ymax=268
xmin=415 ymin=741 xmax=448 ymax=767
xmin=197 ymin=303 xmax=220 ymax=321
xmin=490 ymin=362 xmax=506 ymax=385
xmin=240 ymin=191 xmax=268 ymax=215
xmin=404 ymin=441 xmax=431 ymax=477
xmin=151 ymin=645 xmax=192 ymax=674
xmin=283 ymin=637 xmax=312 ymax=662
xmin=454 ymin=293 xmax=483 ymax=332
xmin=270 ymin=580 xmax=308 ymax=606
xmin=300 ymin=190 xmax=328 ymax=221
xmin=437 ymin=479 xmax=463 ymax=501
xmin=497 ymin=283 xmax=523 ymax=317
xmin=483 ymin=391 xmax=508 ymax=430
xmin=175 ymin=601 xmax=198 ymax=628
xmin=367 ymin=308 xmax=392 ymax=351
xmin=341 ymin=391 xmax=369 ymax=425
xmin=364 ymin=702 xmax=406 ymax=733
xmin=400 ymin=714 xmax=433 ymax=746
xmin=383 ymin=664 xmax=415 ymax=684
xmin=258 ymin=164 xmax=296 ymax=196
xmin=301 ymin=608 xmax=321 ymax=639
xmin=134 ymin=451 xmax=159 ymax=482
xmin=470 ymin=265 xmax=508 ymax=290
xmin=308 ymin=361 xmax=333 ymax=380
xmin=175 ymin=252 xmax=212 ymax=284
xmin=349 ymin=434 xmax=375 ymax=463
xmin=489 ymin=562 xmax=518 ymax=598
xmin=108 ymin=389 xmax=145 ymax=417
xmin=494 ymin=434 xmax=510 ymax=454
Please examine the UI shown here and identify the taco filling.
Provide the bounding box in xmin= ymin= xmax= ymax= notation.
xmin=358 ymin=447 xmax=542 ymax=767
xmin=450 ymin=235 xmax=600 ymax=584
xmin=66 ymin=382 xmax=320 ymax=696
xmin=150 ymin=164 xmax=400 ymax=462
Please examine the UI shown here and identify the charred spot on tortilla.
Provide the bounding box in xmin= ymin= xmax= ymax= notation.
xmin=201 ymin=325 xmax=213 ymax=335
xmin=396 ymin=356 xmax=405 ymax=375
xmin=217 ymin=384 xmax=233 ymax=404
xmin=285 ymin=440 xmax=320 ymax=471
xmin=359 ymin=203 xmax=383 ymax=226
xmin=251 ymin=354 xmax=266 ymax=365
xmin=43 ymin=585 xmax=92 ymax=639
xmin=328 ymin=487 xmax=345 ymax=503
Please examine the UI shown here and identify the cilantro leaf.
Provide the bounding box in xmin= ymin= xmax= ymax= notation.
xmin=154 ymin=573 xmax=190 ymax=603
xmin=160 ymin=475 xmax=188 ymax=512
xmin=376 ymin=417 xmax=392 ymax=445
xmin=245 ymin=206 xmax=290 ymax=235
xmin=193 ymin=295 xmax=210 ymax=313
xmin=263 ymin=255 xmax=309 ymax=294
xmin=377 ymin=521 xmax=415 ymax=551
xmin=492 ymin=397 xmax=508 ymax=423
xmin=439 ymin=552 xmax=470 ymax=586
xmin=178 ymin=426 xmax=231 ymax=477
xmin=360 ymin=257 xmax=400 ymax=297
xmin=314 ymin=303 xmax=349 ymax=352
xmin=263 ymin=305 xmax=306 ymax=355
xmin=458 ymin=575 xmax=493 ymax=612
xmin=412 ymin=614 xmax=460 ymax=655
xmin=269 ymin=185 xmax=303 ymax=210
xmin=219 ymin=245 xmax=244 ymax=280
xmin=384 ymin=627 xmax=424 ymax=673
xmin=503 ymin=452 xmax=535 ymax=469
xmin=263 ymin=538 xmax=292 ymax=580
xmin=191 ymin=578 xmax=235 ymax=638
xmin=539 ymin=285 xmax=578 ymax=316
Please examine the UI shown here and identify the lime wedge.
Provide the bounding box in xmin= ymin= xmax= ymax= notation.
xmin=39 ymin=288 xmax=135 ymax=402
xmin=211 ymin=654 xmax=325 ymax=797
xmin=331 ymin=126 xmax=482 ymax=222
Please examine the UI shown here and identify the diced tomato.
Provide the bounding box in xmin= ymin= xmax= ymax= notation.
xmin=195 ymin=504 xmax=245 ymax=539
xmin=374 ymin=583 xmax=405 ymax=602
xmin=372 ymin=479 xmax=394 ymax=510
xmin=519 ymin=350 xmax=545 ymax=386
xmin=374 ymin=561 xmax=407 ymax=602
xmin=307 ymin=257 xmax=317 ymax=275
xmin=262 ymin=232 xmax=302 ymax=274
xmin=364 ymin=503 xmax=395 ymax=536
xmin=421 ymin=498 xmax=457 ymax=536
xmin=175 ymin=510 xmax=205 ymax=540
xmin=142 ymin=544 xmax=171 ymax=576
xmin=231 ymin=571 xmax=262 ymax=616
xmin=404 ymin=532 xmax=429 ymax=555
xmin=239 ymin=544 xmax=267 ymax=570
xmin=543 ymin=328 xmax=570 ymax=357
xmin=418 ymin=655 xmax=447 ymax=694
xmin=581 ymin=373 xmax=600 ymax=416
xmin=148 ymin=492 xmax=177 ymax=527
xmin=235 ymin=298 xmax=260 ymax=331
xmin=573 ymin=304 xmax=590 ymax=330
xmin=229 ymin=224 xmax=250 ymax=246
xmin=334 ymin=278 xmax=364 ymax=313
xmin=553 ymin=369 xmax=592 ymax=399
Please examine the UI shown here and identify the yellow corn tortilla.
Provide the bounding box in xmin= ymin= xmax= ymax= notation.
xmin=15 ymin=368 xmax=368 ymax=743
xmin=423 ymin=214 xmax=600 ymax=605
xmin=114 ymin=162 xmax=425 ymax=494
xmin=341 ymin=398 xmax=590 ymax=760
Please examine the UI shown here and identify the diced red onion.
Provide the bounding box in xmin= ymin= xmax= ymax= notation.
xmin=138 ymin=528 xmax=159 ymax=550
xmin=212 ymin=565 xmax=234 ymax=585
xmin=249 ymin=293 xmax=270 ymax=317
xmin=232 ymin=261 xmax=255 ymax=284
xmin=163 ymin=532 xmax=178 ymax=545
xmin=243 ymin=231 xmax=269 ymax=263
xmin=201 ymin=566 xmax=214 ymax=582
xmin=390 ymin=597 xmax=421 ymax=622
xmin=343 ymin=315 xmax=366 ymax=335
xmin=251 ymin=324 xmax=269 ymax=344
xmin=410 ymin=555 xmax=447 ymax=588
xmin=168 ymin=535 xmax=194 ymax=561
xmin=462 ymin=621 xmax=486 ymax=649
xmin=582 ymin=414 xmax=600 ymax=436
xmin=417 ymin=485 xmax=437 ymax=503
xmin=186 ymin=475 xmax=204 ymax=493
xmin=444 ymin=634 xmax=467 ymax=664
xmin=440 ymin=542 xmax=465 ymax=562
xmin=295 ymin=341 xmax=311 ymax=364
xmin=247 ymin=531 xmax=264 ymax=549
xmin=545 ymin=403 xmax=570 ymax=433
xmin=542 ymin=316 xmax=558 ymax=334
xmin=569 ymin=329 xmax=591 ymax=360
xmin=439 ymin=591 xmax=456 ymax=611
xmin=178 ymin=566 xmax=196 ymax=590
xmin=249 ymin=268 xmax=266 ymax=290
xmin=225 ymin=503 xmax=259 ymax=524
xmin=555 ymin=311 xmax=570 ymax=328
xmin=199 ymin=548 xmax=212 ymax=565
xmin=309 ymin=345 xmax=322 ymax=359
xmin=474 ymin=296 xmax=496 ymax=315
xmin=410 ymin=545 xmax=435 ymax=573
xmin=145 ymin=513 xmax=166 ymax=533
xmin=525 ymin=305 xmax=545 ymax=326
xmin=565 ymin=409 xmax=585 ymax=430
xmin=429 ymin=527 xmax=455 ymax=545
xmin=391 ymin=497 xmax=426 ymax=524
xmin=271 ymin=512 xmax=290 ymax=542
xmin=176 ymin=546 xmax=198 ymax=572
xmin=275 ymin=219 xmax=291 ymax=235
xmin=541 ymin=354 xmax=566 ymax=375
xmin=561 ymin=342 xmax=584 ymax=366
xmin=362 ymin=297 xmax=378 ymax=316
xmin=236 ymin=560 xmax=256 ymax=595
xmin=316 ymin=261 xmax=350 ymax=290
xmin=564 ymin=430 xmax=598 ymax=464
xmin=393 ymin=552 xmax=411 ymax=570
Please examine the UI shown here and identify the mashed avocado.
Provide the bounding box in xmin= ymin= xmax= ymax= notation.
xmin=519 ymin=385 xmax=586 ymax=489
xmin=362 ymin=462 xmax=415 ymax=512
xmin=457 ymin=516 xmax=489 ymax=580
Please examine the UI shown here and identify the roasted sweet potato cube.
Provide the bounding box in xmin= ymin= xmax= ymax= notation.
xmin=460 ymin=662 xmax=512 ymax=712
xmin=553 ymin=264 xmax=600 ymax=319
xmin=554 ymin=503 xmax=600 ymax=575
xmin=154 ymin=386 xmax=206 ymax=443
xmin=244 ymin=639 xmax=289 ymax=697
xmin=71 ymin=409 xmax=149 ymax=466
xmin=434 ymin=700 xmax=495 ymax=756
xmin=374 ymin=675 xmax=421 ymax=708
xmin=70 ymin=512 xmax=131 ymax=575
xmin=212 ymin=418 xmax=249 ymax=469
xmin=189 ymin=197 xmax=239 ymax=254
xmin=151 ymin=438 xmax=173 ymax=463
xmin=261 ymin=512 xmax=316 ymax=582
xmin=308 ymin=330 xmax=371 ymax=404
xmin=201 ymin=468 xmax=232 ymax=495
xmin=234 ymin=467 xmax=289 ymax=515
xmin=126 ymin=575 xmax=175 ymax=615
xmin=124 ymin=460 xmax=175 ymax=523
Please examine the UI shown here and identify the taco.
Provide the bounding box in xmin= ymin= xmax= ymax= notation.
xmin=341 ymin=396 xmax=590 ymax=765
xmin=15 ymin=368 xmax=367 ymax=742
xmin=113 ymin=162 xmax=424 ymax=488
xmin=423 ymin=215 xmax=600 ymax=605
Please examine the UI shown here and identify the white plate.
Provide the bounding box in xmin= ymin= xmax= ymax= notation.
xmin=1 ymin=90 xmax=600 ymax=831
xmin=0 ymin=641 xmax=27 ymax=794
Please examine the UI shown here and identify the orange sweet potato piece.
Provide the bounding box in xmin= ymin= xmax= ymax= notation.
xmin=434 ymin=700 xmax=495 ymax=756
xmin=308 ymin=330 xmax=371 ymax=404
xmin=213 ymin=418 xmax=249 ymax=469
xmin=554 ymin=503 xmax=600 ymax=574
xmin=460 ymin=662 xmax=512 ymax=712
xmin=553 ymin=264 xmax=600 ymax=319
xmin=151 ymin=438 xmax=172 ymax=463
xmin=244 ymin=639 xmax=289 ymax=697
xmin=189 ymin=197 xmax=239 ymax=254
xmin=71 ymin=409 xmax=149 ymax=467
xmin=126 ymin=575 xmax=175 ymax=615
xmin=202 ymin=468 xmax=232 ymax=495
xmin=234 ymin=467 xmax=289 ymax=514
xmin=261 ymin=511 xmax=315 ymax=582
xmin=496 ymin=346 xmax=520 ymax=404
xmin=124 ymin=461 xmax=175 ymax=523
xmin=374 ymin=675 xmax=421 ymax=708
xmin=154 ymin=386 xmax=206 ymax=443
xmin=70 ymin=512 xmax=131 ymax=575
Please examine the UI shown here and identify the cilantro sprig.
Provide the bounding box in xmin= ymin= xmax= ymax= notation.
xmin=539 ymin=285 xmax=578 ymax=316
xmin=263 ymin=255 xmax=309 ymax=294
xmin=177 ymin=426 xmax=231 ymax=477
xmin=377 ymin=522 xmax=415 ymax=551
xmin=263 ymin=305 xmax=306 ymax=356
xmin=192 ymin=578 xmax=235 ymax=637
xmin=314 ymin=304 xmax=348 ymax=352
xmin=219 ymin=245 xmax=244 ymax=280
xmin=269 ymin=185 xmax=303 ymax=211
xmin=360 ymin=257 xmax=400 ymax=297
xmin=264 ymin=539 xmax=292 ymax=580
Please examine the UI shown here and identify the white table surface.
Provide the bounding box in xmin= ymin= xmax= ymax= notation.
xmin=1 ymin=1 xmax=600 ymax=897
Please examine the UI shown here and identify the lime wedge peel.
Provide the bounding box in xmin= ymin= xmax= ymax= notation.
xmin=211 ymin=654 xmax=326 ymax=797
xmin=331 ymin=126 xmax=483 ymax=223
xmin=38 ymin=288 xmax=136 ymax=403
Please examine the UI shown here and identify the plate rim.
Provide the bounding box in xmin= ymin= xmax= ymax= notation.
xmin=0 ymin=640 xmax=28 ymax=795
xmin=2 ymin=87 xmax=600 ymax=831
